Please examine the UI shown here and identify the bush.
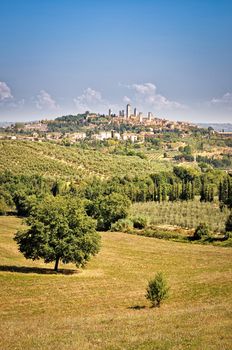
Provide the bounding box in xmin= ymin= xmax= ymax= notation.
xmin=111 ymin=218 xmax=133 ymax=232
xmin=132 ymin=216 xmax=148 ymax=229
xmin=146 ymin=272 xmax=169 ymax=307
xmin=141 ymin=228 xmax=182 ymax=240
xmin=225 ymin=231 xmax=232 ymax=240
xmin=193 ymin=223 xmax=210 ymax=240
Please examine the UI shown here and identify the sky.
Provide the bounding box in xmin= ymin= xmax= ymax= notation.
xmin=0 ymin=0 xmax=232 ymax=123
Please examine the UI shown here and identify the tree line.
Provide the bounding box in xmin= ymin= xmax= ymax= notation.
xmin=1 ymin=167 xmax=231 ymax=271
xmin=0 ymin=167 xmax=231 ymax=219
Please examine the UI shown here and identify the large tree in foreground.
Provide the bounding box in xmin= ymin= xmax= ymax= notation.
xmin=14 ymin=196 xmax=100 ymax=271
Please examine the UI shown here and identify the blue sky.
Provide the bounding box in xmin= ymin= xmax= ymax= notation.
xmin=0 ymin=0 xmax=232 ymax=122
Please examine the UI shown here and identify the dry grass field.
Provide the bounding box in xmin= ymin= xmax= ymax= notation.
xmin=0 ymin=216 xmax=232 ymax=350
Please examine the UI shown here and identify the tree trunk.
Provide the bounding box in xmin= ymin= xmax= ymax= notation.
xmin=54 ymin=257 xmax=60 ymax=272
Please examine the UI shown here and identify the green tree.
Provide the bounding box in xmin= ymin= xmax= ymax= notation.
xmin=225 ymin=213 xmax=232 ymax=233
xmin=88 ymin=192 xmax=131 ymax=230
xmin=183 ymin=145 xmax=192 ymax=155
xmin=13 ymin=191 xmax=39 ymax=217
xmin=146 ymin=272 xmax=169 ymax=307
xmin=174 ymin=166 xmax=199 ymax=182
xmin=14 ymin=196 xmax=100 ymax=271
xmin=14 ymin=122 xmax=25 ymax=130
xmin=220 ymin=176 xmax=232 ymax=209
xmin=0 ymin=186 xmax=14 ymax=208
xmin=0 ymin=198 xmax=8 ymax=215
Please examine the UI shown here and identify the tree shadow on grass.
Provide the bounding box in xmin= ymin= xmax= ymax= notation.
xmin=0 ymin=265 xmax=77 ymax=275
xmin=128 ymin=305 xmax=146 ymax=310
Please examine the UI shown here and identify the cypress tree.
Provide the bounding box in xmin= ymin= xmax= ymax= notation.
xmin=162 ymin=185 xmax=167 ymax=201
xmin=218 ymin=181 xmax=223 ymax=202
xmin=200 ymin=178 xmax=207 ymax=202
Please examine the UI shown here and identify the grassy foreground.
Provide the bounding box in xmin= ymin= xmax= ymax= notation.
xmin=0 ymin=216 xmax=232 ymax=350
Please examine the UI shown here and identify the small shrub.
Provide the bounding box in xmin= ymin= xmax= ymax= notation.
xmin=111 ymin=218 xmax=133 ymax=232
xmin=132 ymin=216 xmax=148 ymax=229
xmin=193 ymin=223 xmax=210 ymax=240
xmin=146 ymin=272 xmax=169 ymax=308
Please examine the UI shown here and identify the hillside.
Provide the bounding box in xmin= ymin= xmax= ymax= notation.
xmin=197 ymin=123 xmax=232 ymax=132
xmin=0 ymin=216 xmax=231 ymax=350
xmin=0 ymin=140 xmax=172 ymax=179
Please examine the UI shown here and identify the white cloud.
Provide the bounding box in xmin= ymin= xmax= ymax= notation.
xmin=123 ymin=95 xmax=131 ymax=103
xmin=0 ymin=81 xmax=13 ymax=101
xmin=0 ymin=82 xmax=24 ymax=111
xmin=74 ymin=87 xmax=102 ymax=105
xmin=35 ymin=90 xmax=58 ymax=110
xmin=210 ymin=92 xmax=232 ymax=107
xmin=73 ymin=87 xmax=108 ymax=113
xmin=125 ymin=83 xmax=186 ymax=111
xmin=131 ymin=83 xmax=156 ymax=95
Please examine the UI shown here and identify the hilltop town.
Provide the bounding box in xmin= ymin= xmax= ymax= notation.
xmin=1 ymin=103 xmax=199 ymax=143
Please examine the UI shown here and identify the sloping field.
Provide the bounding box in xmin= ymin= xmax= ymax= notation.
xmin=146 ymin=150 xmax=164 ymax=161
xmin=0 ymin=140 xmax=171 ymax=179
xmin=0 ymin=216 xmax=232 ymax=349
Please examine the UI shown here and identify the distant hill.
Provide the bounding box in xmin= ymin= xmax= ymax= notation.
xmin=197 ymin=123 xmax=232 ymax=132
xmin=0 ymin=121 xmax=14 ymax=128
